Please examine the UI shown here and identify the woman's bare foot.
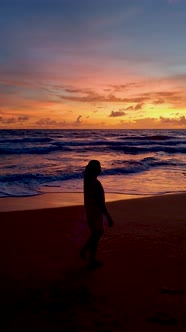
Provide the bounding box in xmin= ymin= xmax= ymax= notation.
xmin=87 ymin=259 xmax=103 ymax=270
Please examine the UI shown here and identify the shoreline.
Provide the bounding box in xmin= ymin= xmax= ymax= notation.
xmin=0 ymin=192 xmax=148 ymax=212
xmin=0 ymin=191 xmax=185 ymax=212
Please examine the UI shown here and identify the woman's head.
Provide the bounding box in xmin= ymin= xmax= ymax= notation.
xmin=84 ymin=160 xmax=101 ymax=179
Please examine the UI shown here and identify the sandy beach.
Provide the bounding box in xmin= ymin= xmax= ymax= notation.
xmin=0 ymin=193 xmax=186 ymax=331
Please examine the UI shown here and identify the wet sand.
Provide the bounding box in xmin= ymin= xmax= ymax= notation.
xmin=0 ymin=192 xmax=144 ymax=212
xmin=0 ymin=193 xmax=186 ymax=331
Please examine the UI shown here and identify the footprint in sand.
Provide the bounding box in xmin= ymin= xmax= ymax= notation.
xmin=160 ymin=287 xmax=185 ymax=295
xmin=148 ymin=312 xmax=177 ymax=326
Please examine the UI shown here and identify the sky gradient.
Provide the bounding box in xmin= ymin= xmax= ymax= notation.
xmin=0 ymin=0 xmax=186 ymax=129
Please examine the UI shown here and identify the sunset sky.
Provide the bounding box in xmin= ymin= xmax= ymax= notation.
xmin=0 ymin=0 xmax=186 ymax=129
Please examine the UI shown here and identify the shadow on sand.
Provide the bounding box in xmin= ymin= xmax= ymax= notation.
xmin=1 ymin=267 xmax=122 ymax=332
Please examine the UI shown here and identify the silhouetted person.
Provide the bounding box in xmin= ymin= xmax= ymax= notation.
xmin=80 ymin=160 xmax=113 ymax=268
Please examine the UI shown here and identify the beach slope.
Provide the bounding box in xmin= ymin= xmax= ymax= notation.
xmin=0 ymin=193 xmax=186 ymax=331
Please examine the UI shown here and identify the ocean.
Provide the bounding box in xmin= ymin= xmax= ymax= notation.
xmin=0 ymin=129 xmax=186 ymax=198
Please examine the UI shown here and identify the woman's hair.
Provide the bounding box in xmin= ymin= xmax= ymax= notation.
xmin=84 ymin=160 xmax=101 ymax=185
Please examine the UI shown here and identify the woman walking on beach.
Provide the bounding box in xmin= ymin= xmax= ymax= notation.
xmin=81 ymin=160 xmax=113 ymax=268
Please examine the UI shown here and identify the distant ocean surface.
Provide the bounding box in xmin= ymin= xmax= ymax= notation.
xmin=0 ymin=129 xmax=186 ymax=198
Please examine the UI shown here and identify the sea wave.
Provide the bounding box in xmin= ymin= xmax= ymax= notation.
xmin=0 ymin=157 xmax=184 ymax=184
xmin=0 ymin=137 xmax=53 ymax=144
xmin=0 ymin=141 xmax=186 ymax=155
xmin=0 ymin=145 xmax=72 ymax=154
xmin=106 ymin=145 xmax=186 ymax=154
xmin=120 ymin=134 xmax=174 ymax=140
xmin=0 ymin=129 xmax=185 ymax=198
xmin=0 ymin=183 xmax=42 ymax=197
xmin=0 ymin=171 xmax=83 ymax=183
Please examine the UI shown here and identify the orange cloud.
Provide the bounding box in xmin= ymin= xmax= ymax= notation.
xmin=118 ymin=115 xmax=186 ymax=129
xmin=159 ymin=115 xmax=186 ymax=126
xmin=109 ymin=110 xmax=126 ymax=117
xmin=1 ymin=67 xmax=186 ymax=129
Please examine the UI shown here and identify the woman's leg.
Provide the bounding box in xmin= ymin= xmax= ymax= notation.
xmin=80 ymin=234 xmax=94 ymax=259
xmin=89 ymin=231 xmax=103 ymax=263
xmin=80 ymin=230 xmax=103 ymax=261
